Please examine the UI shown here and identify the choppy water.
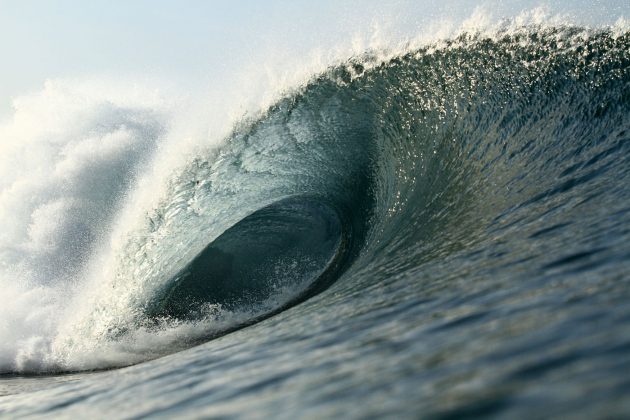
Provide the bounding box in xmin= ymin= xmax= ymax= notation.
xmin=1 ymin=19 xmax=630 ymax=418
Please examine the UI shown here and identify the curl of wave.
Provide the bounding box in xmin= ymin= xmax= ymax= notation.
xmin=1 ymin=24 xmax=629 ymax=373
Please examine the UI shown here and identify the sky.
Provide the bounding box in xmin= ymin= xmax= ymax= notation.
xmin=0 ymin=0 xmax=628 ymax=120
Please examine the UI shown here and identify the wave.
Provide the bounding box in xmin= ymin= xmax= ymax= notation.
xmin=1 ymin=20 xmax=629 ymax=373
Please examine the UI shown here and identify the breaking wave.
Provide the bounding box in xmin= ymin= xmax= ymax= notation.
xmin=1 ymin=19 xmax=629 ymax=374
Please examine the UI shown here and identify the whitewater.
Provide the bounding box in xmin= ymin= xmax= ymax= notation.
xmin=1 ymin=5 xmax=630 ymax=418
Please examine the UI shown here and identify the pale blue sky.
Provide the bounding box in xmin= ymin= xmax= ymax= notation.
xmin=0 ymin=0 xmax=627 ymax=119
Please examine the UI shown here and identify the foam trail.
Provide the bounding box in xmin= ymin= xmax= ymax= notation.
xmin=0 ymin=80 xmax=168 ymax=371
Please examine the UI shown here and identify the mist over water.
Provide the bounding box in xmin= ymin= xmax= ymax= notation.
xmin=1 ymin=4 xmax=630 ymax=418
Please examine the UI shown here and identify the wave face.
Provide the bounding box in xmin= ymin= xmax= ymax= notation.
xmin=1 ymin=24 xmax=630 ymax=417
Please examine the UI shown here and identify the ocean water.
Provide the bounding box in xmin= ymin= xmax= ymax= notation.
xmin=1 ymin=10 xmax=630 ymax=419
